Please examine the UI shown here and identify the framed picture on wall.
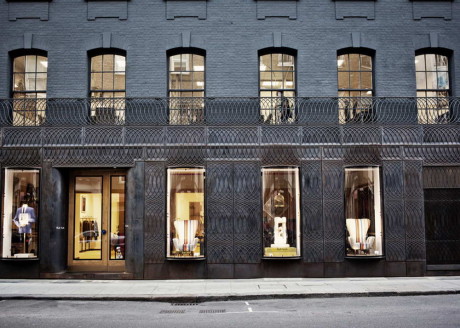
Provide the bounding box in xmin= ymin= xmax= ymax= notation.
xmin=81 ymin=195 xmax=87 ymax=214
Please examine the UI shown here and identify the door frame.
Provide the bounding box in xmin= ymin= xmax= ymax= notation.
xmin=67 ymin=169 xmax=127 ymax=272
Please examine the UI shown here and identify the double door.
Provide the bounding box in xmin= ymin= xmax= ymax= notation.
xmin=68 ymin=171 xmax=126 ymax=272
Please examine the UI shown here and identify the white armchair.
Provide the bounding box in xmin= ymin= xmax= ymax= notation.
xmin=173 ymin=219 xmax=199 ymax=252
xmin=346 ymin=218 xmax=375 ymax=254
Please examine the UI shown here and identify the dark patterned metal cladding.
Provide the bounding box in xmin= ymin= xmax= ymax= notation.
xmin=144 ymin=162 xmax=166 ymax=263
xmin=206 ymin=163 xmax=234 ymax=263
xmin=1 ymin=97 xmax=459 ymax=266
xmin=322 ymin=161 xmax=344 ymax=262
xmin=302 ymin=161 xmax=324 ymax=262
xmin=404 ymin=161 xmax=426 ymax=261
xmin=383 ymin=161 xmax=406 ymax=261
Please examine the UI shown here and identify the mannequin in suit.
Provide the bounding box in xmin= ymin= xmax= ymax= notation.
xmin=13 ymin=203 xmax=36 ymax=234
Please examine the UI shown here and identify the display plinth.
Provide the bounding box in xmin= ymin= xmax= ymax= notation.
xmin=14 ymin=253 xmax=35 ymax=258
xmin=264 ymin=247 xmax=297 ymax=257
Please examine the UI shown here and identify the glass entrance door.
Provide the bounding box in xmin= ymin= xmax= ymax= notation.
xmin=68 ymin=171 xmax=126 ymax=272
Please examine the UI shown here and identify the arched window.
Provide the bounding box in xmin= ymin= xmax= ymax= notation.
xmin=415 ymin=52 xmax=451 ymax=124
xmin=337 ymin=51 xmax=373 ymax=123
xmin=168 ymin=50 xmax=205 ymax=124
xmin=89 ymin=51 xmax=126 ymax=124
xmin=259 ymin=51 xmax=296 ymax=124
xmin=12 ymin=52 xmax=48 ymax=126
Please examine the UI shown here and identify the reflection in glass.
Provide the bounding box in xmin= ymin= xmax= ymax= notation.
xmin=337 ymin=53 xmax=374 ymax=123
xmin=167 ymin=168 xmax=205 ymax=258
xmin=344 ymin=167 xmax=383 ymax=257
xmin=168 ymin=53 xmax=206 ymax=125
xmin=259 ymin=53 xmax=296 ymax=124
xmin=1 ymin=169 xmax=40 ymax=258
xmin=110 ymin=176 xmax=125 ymax=260
xmin=12 ymin=55 xmax=47 ymax=126
xmin=262 ymin=168 xmax=300 ymax=257
xmin=415 ymin=53 xmax=450 ymax=124
xmin=74 ymin=177 xmax=102 ymax=260
xmin=90 ymin=54 xmax=126 ymax=124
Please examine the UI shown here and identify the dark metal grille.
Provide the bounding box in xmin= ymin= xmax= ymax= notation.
xmin=1 ymin=97 xmax=460 ymax=127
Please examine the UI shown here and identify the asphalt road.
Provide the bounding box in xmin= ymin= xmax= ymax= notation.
xmin=0 ymin=295 xmax=459 ymax=328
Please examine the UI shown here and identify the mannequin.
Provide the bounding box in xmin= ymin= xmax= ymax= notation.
xmin=13 ymin=202 xmax=36 ymax=253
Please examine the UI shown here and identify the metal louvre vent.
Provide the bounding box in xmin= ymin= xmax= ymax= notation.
xmin=199 ymin=309 xmax=226 ymax=314
xmin=160 ymin=310 xmax=186 ymax=314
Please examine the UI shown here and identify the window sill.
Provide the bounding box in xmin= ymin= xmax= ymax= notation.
xmin=262 ymin=256 xmax=302 ymax=260
xmin=166 ymin=257 xmax=206 ymax=261
xmin=345 ymin=255 xmax=385 ymax=260
xmin=0 ymin=257 xmax=39 ymax=261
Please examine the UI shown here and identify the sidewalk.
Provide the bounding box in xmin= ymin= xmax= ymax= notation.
xmin=1 ymin=277 xmax=459 ymax=302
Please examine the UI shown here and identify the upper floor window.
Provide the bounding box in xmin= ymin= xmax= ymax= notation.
xmin=259 ymin=51 xmax=296 ymax=124
xmin=168 ymin=50 xmax=205 ymax=124
xmin=90 ymin=51 xmax=126 ymax=124
xmin=337 ymin=52 xmax=373 ymax=123
xmin=12 ymin=53 xmax=48 ymax=126
xmin=415 ymin=53 xmax=450 ymax=124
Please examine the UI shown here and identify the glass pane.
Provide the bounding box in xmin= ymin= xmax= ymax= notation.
xmin=272 ymin=71 xmax=283 ymax=89
xmin=91 ymin=55 xmax=103 ymax=72
xmin=193 ymin=55 xmax=204 ymax=71
xmin=425 ymin=54 xmax=436 ymax=71
xmin=416 ymin=72 xmax=427 ymax=90
xmin=349 ymin=54 xmax=360 ymax=71
xmin=350 ymin=72 xmax=360 ymax=89
xmin=74 ymin=177 xmax=102 ymax=260
xmin=110 ymin=176 xmax=125 ymax=260
xmin=114 ymin=55 xmax=126 ymax=72
xmin=260 ymin=72 xmax=272 ymax=89
xmin=167 ymin=168 xmax=205 ymax=258
xmin=415 ymin=55 xmax=425 ymax=72
xmin=338 ymin=72 xmax=349 ymax=89
xmin=337 ymin=54 xmax=348 ymax=71
xmin=361 ymin=72 xmax=372 ymax=90
xmin=183 ymin=54 xmax=192 ymax=72
xmin=260 ymin=54 xmax=271 ymax=71
xmin=36 ymin=56 xmax=48 ymax=73
xmin=13 ymin=74 xmax=25 ymax=92
xmin=282 ymin=54 xmax=294 ymax=69
xmin=13 ymin=56 xmax=25 ymax=73
xmin=262 ymin=168 xmax=300 ymax=257
xmin=345 ymin=167 xmax=383 ymax=257
xmin=24 ymin=56 xmax=37 ymax=73
xmin=437 ymin=71 xmax=449 ymax=90
xmin=170 ymin=55 xmax=183 ymax=72
xmin=284 ymin=71 xmax=294 ymax=89
xmin=35 ymin=73 xmax=47 ymax=91
xmin=181 ymin=71 xmax=192 ymax=90
xmin=102 ymin=54 xmax=114 ymax=71
xmin=24 ymin=73 xmax=36 ymax=91
xmin=272 ymin=54 xmax=283 ymax=70
xmin=360 ymin=55 xmax=372 ymax=71
xmin=193 ymin=72 xmax=204 ymax=89
xmin=169 ymin=73 xmax=180 ymax=90
xmin=426 ymin=71 xmax=437 ymax=89
xmin=114 ymin=73 xmax=125 ymax=90
xmin=91 ymin=73 xmax=103 ymax=91
xmin=436 ymin=55 xmax=448 ymax=71
xmin=102 ymin=72 xmax=114 ymax=90
xmin=1 ymin=169 xmax=40 ymax=258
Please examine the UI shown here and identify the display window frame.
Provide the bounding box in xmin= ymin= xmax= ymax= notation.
xmin=166 ymin=167 xmax=206 ymax=260
xmin=343 ymin=165 xmax=384 ymax=259
xmin=1 ymin=167 xmax=41 ymax=260
xmin=109 ymin=175 xmax=127 ymax=261
xmin=261 ymin=166 xmax=301 ymax=259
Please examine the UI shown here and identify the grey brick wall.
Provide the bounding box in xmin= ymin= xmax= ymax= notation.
xmin=0 ymin=0 xmax=459 ymax=99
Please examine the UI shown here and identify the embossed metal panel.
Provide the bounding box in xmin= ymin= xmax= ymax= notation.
xmin=144 ymin=162 xmax=166 ymax=264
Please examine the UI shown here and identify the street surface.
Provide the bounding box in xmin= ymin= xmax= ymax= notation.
xmin=0 ymin=295 xmax=459 ymax=328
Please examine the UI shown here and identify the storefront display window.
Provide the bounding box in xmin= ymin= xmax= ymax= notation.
xmin=167 ymin=168 xmax=205 ymax=258
xmin=344 ymin=167 xmax=383 ymax=257
xmin=1 ymin=169 xmax=40 ymax=258
xmin=262 ymin=167 xmax=300 ymax=257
